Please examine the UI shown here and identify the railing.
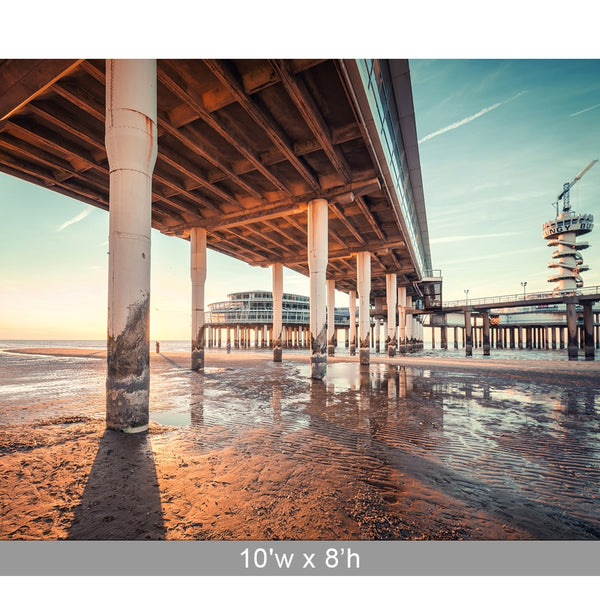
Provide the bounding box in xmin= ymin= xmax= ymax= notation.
xmin=442 ymin=285 xmax=600 ymax=309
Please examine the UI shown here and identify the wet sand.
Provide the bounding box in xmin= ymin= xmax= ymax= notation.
xmin=1 ymin=346 xmax=600 ymax=540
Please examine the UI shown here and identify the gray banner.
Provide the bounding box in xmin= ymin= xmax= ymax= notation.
xmin=0 ymin=541 xmax=599 ymax=576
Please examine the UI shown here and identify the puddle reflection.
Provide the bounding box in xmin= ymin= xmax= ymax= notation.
xmin=148 ymin=360 xmax=600 ymax=534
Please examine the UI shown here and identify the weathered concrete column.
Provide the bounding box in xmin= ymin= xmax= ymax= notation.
xmin=482 ymin=311 xmax=490 ymax=356
xmin=105 ymin=59 xmax=157 ymax=433
xmin=386 ymin=273 xmax=397 ymax=357
xmin=566 ymin=300 xmax=579 ymax=361
xmin=191 ymin=227 xmax=207 ymax=370
xmin=272 ymin=262 xmax=283 ymax=362
xmin=464 ymin=309 xmax=473 ymax=357
xmin=454 ymin=326 xmax=459 ymax=349
xmin=308 ymin=198 xmax=328 ymax=379
xmin=440 ymin=315 xmax=448 ymax=350
xmin=327 ymin=279 xmax=336 ymax=356
xmin=405 ymin=296 xmax=413 ymax=351
xmin=357 ymin=251 xmax=371 ymax=366
xmin=583 ymin=302 xmax=595 ymax=361
xmin=349 ymin=290 xmax=357 ymax=356
xmin=398 ymin=287 xmax=406 ymax=353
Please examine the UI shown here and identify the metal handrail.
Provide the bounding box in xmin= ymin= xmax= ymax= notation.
xmin=443 ymin=285 xmax=600 ymax=308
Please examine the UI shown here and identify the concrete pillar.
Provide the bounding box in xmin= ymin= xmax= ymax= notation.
xmin=566 ymin=300 xmax=579 ymax=361
xmin=583 ymin=303 xmax=595 ymax=361
xmin=349 ymin=290 xmax=357 ymax=356
xmin=191 ymin=227 xmax=207 ymax=370
xmin=464 ymin=310 xmax=472 ymax=357
xmin=482 ymin=311 xmax=490 ymax=356
xmin=105 ymin=59 xmax=157 ymax=434
xmin=357 ymin=251 xmax=371 ymax=366
xmin=272 ymin=263 xmax=283 ymax=362
xmin=454 ymin=326 xmax=458 ymax=349
xmin=308 ymin=198 xmax=328 ymax=379
xmin=385 ymin=273 xmax=397 ymax=357
xmin=398 ymin=287 xmax=406 ymax=353
xmin=327 ymin=279 xmax=336 ymax=356
xmin=405 ymin=297 xmax=413 ymax=351
xmin=440 ymin=316 xmax=448 ymax=350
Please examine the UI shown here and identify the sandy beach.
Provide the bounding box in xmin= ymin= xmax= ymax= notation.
xmin=1 ymin=346 xmax=600 ymax=540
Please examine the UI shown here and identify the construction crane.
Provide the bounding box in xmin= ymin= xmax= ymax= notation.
xmin=554 ymin=159 xmax=598 ymax=215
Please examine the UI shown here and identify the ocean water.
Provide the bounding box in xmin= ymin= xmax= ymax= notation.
xmin=0 ymin=339 xmax=593 ymax=362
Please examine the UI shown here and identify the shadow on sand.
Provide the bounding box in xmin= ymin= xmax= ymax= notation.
xmin=68 ymin=429 xmax=165 ymax=540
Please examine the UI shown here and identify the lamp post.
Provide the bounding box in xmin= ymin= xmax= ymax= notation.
xmin=521 ymin=281 xmax=527 ymax=300
xmin=464 ymin=289 xmax=469 ymax=305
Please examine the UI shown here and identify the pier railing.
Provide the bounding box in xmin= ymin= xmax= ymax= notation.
xmin=443 ymin=285 xmax=600 ymax=309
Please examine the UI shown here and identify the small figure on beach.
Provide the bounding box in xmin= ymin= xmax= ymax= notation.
xmin=226 ymin=341 xmax=231 ymax=354
xmin=155 ymin=341 xmax=160 ymax=353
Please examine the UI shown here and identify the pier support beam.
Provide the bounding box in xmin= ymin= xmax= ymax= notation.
xmin=398 ymin=287 xmax=406 ymax=353
xmin=482 ymin=311 xmax=490 ymax=356
xmin=566 ymin=300 xmax=579 ymax=361
xmin=386 ymin=273 xmax=397 ymax=357
xmin=357 ymin=251 xmax=371 ymax=366
xmin=308 ymin=198 xmax=328 ymax=379
xmin=191 ymin=227 xmax=207 ymax=370
xmin=583 ymin=302 xmax=595 ymax=361
xmin=105 ymin=59 xmax=157 ymax=433
xmin=327 ymin=279 xmax=336 ymax=356
xmin=349 ymin=290 xmax=357 ymax=356
xmin=440 ymin=315 xmax=448 ymax=350
xmin=464 ymin=309 xmax=472 ymax=357
xmin=272 ymin=263 xmax=283 ymax=362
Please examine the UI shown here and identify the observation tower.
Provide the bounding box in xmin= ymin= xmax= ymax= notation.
xmin=543 ymin=160 xmax=596 ymax=292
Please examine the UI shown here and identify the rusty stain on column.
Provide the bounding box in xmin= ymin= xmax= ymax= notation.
xmin=105 ymin=59 xmax=157 ymax=433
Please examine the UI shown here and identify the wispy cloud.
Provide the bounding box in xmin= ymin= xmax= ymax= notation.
xmin=56 ymin=207 xmax=93 ymax=232
xmin=431 ymin=232 xmax=519 ymax=245
xmin=569 ymin=103 xmax=600 ymax=117
xmin=419 ymin=91 xmax=527 ymax=144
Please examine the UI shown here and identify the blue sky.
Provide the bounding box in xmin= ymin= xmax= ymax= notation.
xmin=410 ymin=59 xmax=600 ymax=302
xmin=1 ymin=59 xmax=599 ymax=339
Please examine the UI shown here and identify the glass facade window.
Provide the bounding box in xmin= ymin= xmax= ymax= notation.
xmin=357 ymin=59 xmax=427 ymax=276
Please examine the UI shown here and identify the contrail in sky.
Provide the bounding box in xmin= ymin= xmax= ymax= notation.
xmin=569 ymin=103 xmax=600 ymax=117
xmin=419 ymin=91 xmax=527 ymax=144
xmin=56 ymin=207 xmax=93 ymax=232
xmin=431 ymin=232 xmax=519 ymax=244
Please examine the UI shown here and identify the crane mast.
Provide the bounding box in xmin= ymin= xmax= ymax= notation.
xmin=556 ymin=159 xmax=597 ymax=215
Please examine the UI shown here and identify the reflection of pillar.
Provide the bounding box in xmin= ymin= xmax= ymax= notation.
xmin=308 ymin=198 xmax=328 ymax=379
xmin=357 ymin=251 xmax=371 ymax=366
xmin=106 ymin=59 xmax=157 ymax=434
xmin=386 ymin=273 xmax=397 ymax=357
xmin=191 ymin=227 xmax=207 ymax=370
xmin=482 ymin=311 xmax=490 ymax=356
xmin=583 ymin=303 xmax=595 ymax=361
xmin=566 ymin=300 xmax=578 ymax=361
xmin=272 ymin=263 xmax=283 ymax=362
xmin=464 ymin=309 xmax=472 ymax=357
xmin=327 ymin=279 xmax=336 ymax=356
xmin=349 ymin=290 xmax=357 ymax=356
